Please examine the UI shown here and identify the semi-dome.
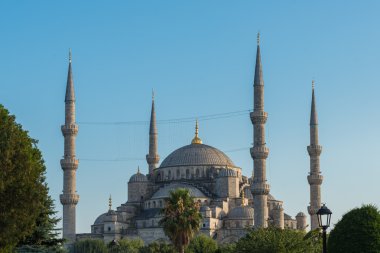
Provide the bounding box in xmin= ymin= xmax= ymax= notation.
xmin=151 ymin=183 xmax=207 ymax=199
xmin=129 ymin=167 xmax=148 ymax=183
xmin=228 ymin=206 xmax=254 ymax=220
xmin=296 ymin=212 xmax=307 ymax=217
xmin=160 ymin=143 xmax=235 ymax=168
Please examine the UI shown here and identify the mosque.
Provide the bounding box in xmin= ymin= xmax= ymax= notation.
xmin=59 ymin=35 xmax=324 ymax=244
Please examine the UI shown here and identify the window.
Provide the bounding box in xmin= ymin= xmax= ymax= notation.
xmin=108 ymin=227 xmax=111 ymax=231
xmin=177 ymin=169 xmax=180 ymax=178
xmin=186 ymin=169 xmax=190 ymax=179
xmin=168 ymin=170 xmax=171 ymax=179
xmin=153 ymin=201 xmax=156 ymax=208
xmin=196 ymin=169 xmax=200 ymax=178
xmin=203 ymin=223 xmax=206 ymax=228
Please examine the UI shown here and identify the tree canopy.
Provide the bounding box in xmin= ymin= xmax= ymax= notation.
xmin=0 ymin=105 xmax=62 ymax=252
xmin=235 ymin=226 xmax=322 ymax=253
xmin=185 ymin=234 xmax=218 ymax=253
xmin=159 ymin=188 xmax=202 ymax=253
xmin=328 ymin=204 xmax=380 ymax=253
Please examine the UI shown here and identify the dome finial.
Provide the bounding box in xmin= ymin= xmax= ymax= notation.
xmin=137 ymin=166 xmax=140 ymax=174
xmin=69 ymin=48 xmax=72 ymax=63
xmin=241 ymin=190 xmax=245 ymax=206
xmin=312 ymin=80 xmax=315 ymax=90
xmin=191 ymin=119 xmax=202 ymax=144
xmin=108 ymin=195 xmax=112 ymax=210
xmin=152 ymin=89 xmax=155 ymax=101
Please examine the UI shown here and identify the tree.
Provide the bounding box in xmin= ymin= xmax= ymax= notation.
xmin=139 ymin=241 xmax=176 ymax=253
xmin=108 ymin=238 xmax=144 ymax=253
xmin=185 ymin=234 xmax=217 ymax=253
xmin=159 ymin=188 xmax=202 ymax=253
xmin=328 ymin=204 xmax=380 ymax=253
xmin=235 ymin=226 xmax=321 ymax=253
xmin=0 ymin=105 xmax=60 ymax=252
xmin=72 ymin=239 xmax=107 ymax=253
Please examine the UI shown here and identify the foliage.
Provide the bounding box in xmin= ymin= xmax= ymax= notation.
xmin=0 ymin=105 xmax=59 ymax=252
xmin=215 ymin=243 xmax=236 ymax=253
xmin=185 ymin=234 xmax=217 ymax=253
xmin=108 ymin=238 xmax=144 ymax=253
xmin=159 ymin=188 xmax=202 ymax=253
xmin=17 ymin=194 xmax=64 ymax=251
xmin=139 ymin=241 xmax=176 ymax=253
xmin=328 ymin=204 xmax=380 ymax=253
xmin=235 ymin=226 xmax=322 ymax=253
xmin=72 ymin=239 xmax=108 ymax=253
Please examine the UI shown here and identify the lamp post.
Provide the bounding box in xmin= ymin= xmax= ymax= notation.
xmin=317 ymin=204 xmax=332 ymax=253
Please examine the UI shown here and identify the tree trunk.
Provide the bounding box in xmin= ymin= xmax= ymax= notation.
xmin=179 ymin=245 xmax=184 ymax=253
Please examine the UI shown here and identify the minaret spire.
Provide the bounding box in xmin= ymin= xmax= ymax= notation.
xmin=60 ymin=49 xmax=79 ymax=244
xmin=146 ymin=91 xmax=160 ymax=177
xmin=307 ymin=80 xmax=323 ymax=230
xmin=191 ymin=119 xmax=202 ymax=144
xmin=250 ymin=33 xmax=270 ymax=228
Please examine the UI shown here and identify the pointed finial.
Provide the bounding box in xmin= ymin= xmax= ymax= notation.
xmin=69 ymin=48 xmax=72 ymax=63
xmin=312 ymin=80 xmax=315 ymax=90
xmin=108 ymin=195 xmax=112 ymax=210
xmin=152 ymin=89 xmax=155 ymax=101
xmin=191 ymin=119 xmax=202 ymax=144
xmin=257 ymin=32 xmax=260 ymax=46
xmin=137 ymin=166 xmax=140 ymax=174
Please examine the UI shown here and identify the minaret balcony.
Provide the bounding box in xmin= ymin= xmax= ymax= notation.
xmin=307 ymin=174 xmax=323 ymax=185
xmin=250 ymin=111 xmax=268 ymax=124
xmin=60 ymin=158 xmax=79 ymax=170
xmin=307 ymin=145 xmax=322 ymax=156
xmin=251 ymin=182 xmax=270 ymax=195
xmin=61 ymin=124 xmax=79 ymax=135
xmin=146 ymin=154 xmax=160 ymax=164
xmin=60 ymin=193 xmax=79 ymax=205
xmin=250 ymin=146 xmax=269 ymax=159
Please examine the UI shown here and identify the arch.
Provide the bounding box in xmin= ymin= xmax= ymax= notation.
xmin=168 ymin=170 xmax=172 ymax=180
xmin=196 ymin=168 xmax=200 ymax=178
xmin=186 ymin=169 xmax=190 ymax=179
xmin=153 ymin=201 xmax=156 ymax=208
xmin=176 ymin=169 xmax=180 ymax=179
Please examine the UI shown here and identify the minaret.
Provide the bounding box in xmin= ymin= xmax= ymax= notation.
xmin=60 ymin=49 xmax=79 ymax=244
xmin=146 ymin=91 xmax=160 ymax=176
xmin=250 ymin=33 xmax=270 ymax=228
xmin=307 ymin=80 xmax=323 ymax=230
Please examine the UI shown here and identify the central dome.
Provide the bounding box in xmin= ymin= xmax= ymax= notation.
xmin=160 ymin=143 xmax=235 ymax=168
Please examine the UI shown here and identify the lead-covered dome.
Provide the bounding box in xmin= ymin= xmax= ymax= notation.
xmin=228 ymin=206 xmax=254 ymax=220
xmin=160 ymin=143 xmax=235 ymax=168
xmin=129 ymin=167 xmax=148 ymax=183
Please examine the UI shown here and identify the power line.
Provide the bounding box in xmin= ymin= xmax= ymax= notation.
xmin=78 ymin=109 xmax=252 ymax=125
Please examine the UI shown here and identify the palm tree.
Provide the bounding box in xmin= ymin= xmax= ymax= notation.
xmin=159 ymin=188 xmax=202 ymax=253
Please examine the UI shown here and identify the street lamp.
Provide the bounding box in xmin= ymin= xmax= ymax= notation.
xmin=317 ymin=204 xmax=332 ymax=253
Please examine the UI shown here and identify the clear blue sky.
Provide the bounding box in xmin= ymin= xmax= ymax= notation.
xmin=1 ymin=1 xmax=380 ymax=233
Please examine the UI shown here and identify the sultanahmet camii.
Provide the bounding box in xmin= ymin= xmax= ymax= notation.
xmin=60 ymin=34 xmax=323 ymax=245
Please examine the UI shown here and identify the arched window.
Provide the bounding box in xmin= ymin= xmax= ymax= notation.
xmin=177 ymin=169 xmax=180 ymax=179
xmin=159 ymin=200 xmax=162 ymax=208
xmin=153 ymin=201 xmax=156 ymax=208
xmin=196 ymin=169 xmax=200 ymax=178
xmin=148 ymin=202 xmax=151 ymax=208
xmin=168 ymin=170 xmax=171 ymax=179
xmin=186 ymin=169 xmax=190 ymax=179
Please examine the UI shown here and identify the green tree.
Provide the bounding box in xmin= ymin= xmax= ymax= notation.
xmin=159 ymin=188 xmax=202 ymax=253
xmin=17 ymin=195 xmax=64 ymax=251
xmin=185 ymin=234 xmax=217 ymax=253
xmin=0 ymin=105 xmax=60 ymax=252
xmin=235 ymin=226 xmax=321 ymax=253
xmin=328 ymin=204 xmax=380 ymax=253
xmin=72 ymin=239 xmax=107 ymax=253
xmin=108 ymin=238 xmax=144 ymax=253
xmin=139 ymin=241 xmax=176 ymax=253
xmin=216 ymin=243 xmax=236 ymax=253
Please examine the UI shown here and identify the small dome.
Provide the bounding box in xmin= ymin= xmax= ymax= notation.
xmin=228 ymin=206 xmax=254 ymax=220
xmin=129 ymin=171 xmax=148 ymax=183
xmin=104 ymin=210 xmax=117 ymax=222
xmin=296 ymin=212 xmax=307 ymax=217
xmin=94 ymin=212 xmax=107 ymax=225
xmin=218 ymin=168 xmax=237 ymax=177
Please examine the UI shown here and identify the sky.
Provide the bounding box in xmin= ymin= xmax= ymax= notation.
xmin=1 ymin=1 xmax=380 ymax=233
